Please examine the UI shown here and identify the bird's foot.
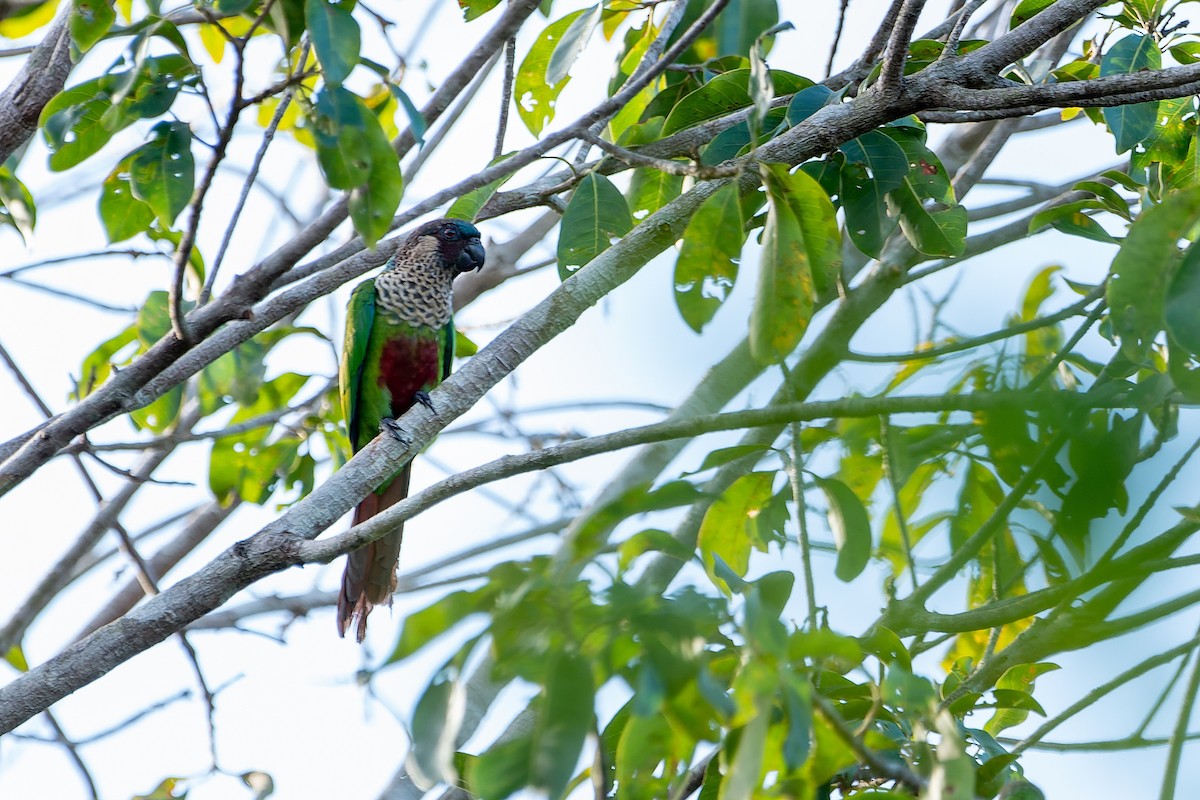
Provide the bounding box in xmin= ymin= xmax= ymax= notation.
xmin=380 ymin=417 xmax=412 ymax=447
xmin=414 ymin=391 xmax=436 ymax=414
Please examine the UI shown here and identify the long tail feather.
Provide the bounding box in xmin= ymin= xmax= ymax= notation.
xmin=337 ymin=464 xmax=411 ymax=642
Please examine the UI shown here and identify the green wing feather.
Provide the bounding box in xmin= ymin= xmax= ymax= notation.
xmin=339 ymin=279 xmax=377 ymax=452
xmin=441 ymin=317 xmax=455 ymax=382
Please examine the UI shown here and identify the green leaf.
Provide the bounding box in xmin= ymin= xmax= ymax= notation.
xmin=460 ymin=0 xmax=502 ymax=21
xmin=675 ymin=183 xmax=745 ymax=332
xmin=546 ymin=3 xmax=600 ymax=84
xmin=531 ymin=652 xmax=594 ymax=799
xmin=750 ymin=163 xmax=841 ymax=362
xmin=128 ymin=121 xmax=194 ymax=228
xmin=840 ymin=161 xmax=897 ymax=259
xmin=70 ymin=0 xmax=115 ymax=51
xmin=991 ymin=689 xmax=1046 ymax=716
xmin=1107 ymin=186 xmax=1200 ymax=359
xmin=1165 ymin=240 xmax=1200 ymax=354
xmin=1009 ymin=0 xmax=1056 ymax=28
xmin=556 ymin=173 xmax=632 ymax=277
xmin=99 ymin=155 xmax=156 ymax=242
xmin=816 ymin=475 xmax=873 ymax=582
xmin=312 ymin=86 xmax=374 ymax=189
xmin=710 ymin=0 xmax=779 ymax=59
xmin=686 ymin=443 xmax=771 ymax=475
xmin=305 ymin=0 xmax=361 ymax=86
xmin=699 ymin=471 xmax=775 ymax=594
xmin=454 ymin=329 xmax=479 ymax=358
xmin=208 ymin=373 xmax=310 ymax=504
xmin=785 ymin=83 xmax=833 ymax=126
xmin=386 ymin=588 xmax=488 ymax=663
xmin=348 ymin=125 xmax=403 ymax=248
xmin=4 ymin=645 xmax=28 ymax=672
xmin=780 ymin=671 xmax=812 ymax=771
xmin=41 ymin=83 xmax=115 ymax=171
xmin=627 ymin=165 xmax=683 ymax=221
xmin=663 ymin=69 xmax=810 ymax=136
xmin=840 ymin=130 xmax=908 ymax=193
xmin=389 ymin=85 xmax=427 ymax=147
xmin=617 ymin=528 xmax=694 ymax=572
xmin=722 ymin=663 xmax=773 ymax=799
xmin=1028 ymin=200 xmax=1118 ymax=244
xmin=984 ymin=662 xmax=1059 ymax=735
xmin=447 ymin=153 xmax=515 ymax=222
xmin=75 ymin=324 xmax=137 ymax=398
xmin=0 ymin=166 xmax=36 ymax=244
xmin=409 ymin=664 xmax=467 ymax=786
xmin=516 ymin=11 xmax=584 ymax=136
xmin=884 ymin=132 xmax=966 ymax=257
xmin=1101 ymin=34 xmax=1162 ymax=154
xmin=471 ymin=735 xmax=533 ymax=800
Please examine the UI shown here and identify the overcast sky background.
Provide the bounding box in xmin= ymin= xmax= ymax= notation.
xmin=1 ymin=1 xmax=1198 ymax=798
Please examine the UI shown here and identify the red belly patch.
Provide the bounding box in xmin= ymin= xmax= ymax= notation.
xmin=378 ymin=335 xmax=440 ymax=416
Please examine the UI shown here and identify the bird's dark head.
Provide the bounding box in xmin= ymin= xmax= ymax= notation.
xmin=409 ymin=218 xmax=485 ymax=274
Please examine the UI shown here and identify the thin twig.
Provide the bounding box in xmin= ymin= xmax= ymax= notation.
xmin=1160 ymin=622 xmax=1200 ymax=800
xmin=825 ymin=0 xmax=852 ymax=78
xmin=42 ymin=711 xmax=99 ymax=800
xmin=495 ymin=36 xmax=516 ymax=160
xmin=201 ymin=60 xmax=303 ymax=304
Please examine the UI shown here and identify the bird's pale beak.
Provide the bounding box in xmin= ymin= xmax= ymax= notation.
xmin=457 ymin=239 xmax=486 ymax=272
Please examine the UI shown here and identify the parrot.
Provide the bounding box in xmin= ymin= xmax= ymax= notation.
xmin=336 ymin=217 xmax=485 ymax=641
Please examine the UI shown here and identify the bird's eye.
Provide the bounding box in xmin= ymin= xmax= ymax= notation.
xmin=441 ymin=225 xmax=459 ymax=241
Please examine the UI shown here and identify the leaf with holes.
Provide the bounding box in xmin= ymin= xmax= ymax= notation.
xmin=675 ymin=183 xmax=745 ymax=332
xmin=128 ymin=121 xmax=194 ymax=228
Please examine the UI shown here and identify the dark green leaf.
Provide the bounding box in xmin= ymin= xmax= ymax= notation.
xmin=785 ymin=84 xmax=833 ymax=126
xmin=312 ymin=87 xmax=374 ymax=189
xmin=675 ymin=183 xmax=745 ymax=332
xmin=556 ymin=173 xmax=632 ymax=277
xmin=840 ymin=130 xmax=908 ymax=193
xmin=663 ymin=69 xmax=810 ymax=135
xmin=840 ymin=161 xmax=897 ymax=259
xmin=883 ymin=131 xmax=966 ymax=257
xmin=305 ymin=0 xmax=361 ymax=86
xmin=1100 ymin=34 xmax=1161 ymax=154
xmin=128 ymin=121 xmax=194 ymax=228
xmin=390 ymin=85 xmax=427 ymax=147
